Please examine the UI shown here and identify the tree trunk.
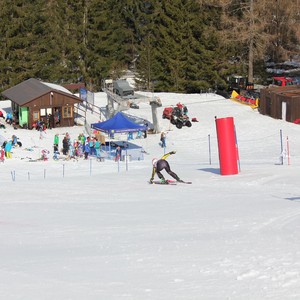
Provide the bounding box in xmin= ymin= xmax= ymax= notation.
xmin=248 ymin=0 xmax=254 ymax=83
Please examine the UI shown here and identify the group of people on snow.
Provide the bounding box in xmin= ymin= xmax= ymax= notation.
xmin=0 ymin=109 xmax=18 ymax=126
xmin=53 ymin=132 xmax=104 ymax=161
xmin=0 ymin=104 xmax=185 ymax=183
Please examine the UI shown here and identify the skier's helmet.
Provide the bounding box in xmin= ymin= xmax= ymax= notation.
xmin=152 ymin=158 xmax=158 ymax=167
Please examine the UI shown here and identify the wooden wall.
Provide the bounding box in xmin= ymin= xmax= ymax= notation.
xmin=24 ymin=91 xmax=81 ymax=129
xmin=259 ymin=86 xmax=300 ymax=123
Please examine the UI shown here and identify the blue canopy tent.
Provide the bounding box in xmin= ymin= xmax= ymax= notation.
xmin=91 ymin=112 xmax=146 ymax=134
xmin=91 ymin=112 xmax=146 ymax=161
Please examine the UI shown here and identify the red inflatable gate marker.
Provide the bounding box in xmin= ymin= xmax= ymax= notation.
xmin=215 ymin=117 xmax=239 ymax=176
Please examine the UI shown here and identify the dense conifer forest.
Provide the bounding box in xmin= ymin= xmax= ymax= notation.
xmin=0 ymin=0 xmax=299 ymax=92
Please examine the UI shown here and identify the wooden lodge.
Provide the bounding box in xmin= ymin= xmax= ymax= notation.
xmin=1 ymin=78 xmax=82 ymax=129
xmin=259 ymin=85 xmax=300 ymax=123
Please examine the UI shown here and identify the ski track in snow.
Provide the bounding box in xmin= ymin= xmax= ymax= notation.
xmin=250 ymin=208 xmax=300 ymax=232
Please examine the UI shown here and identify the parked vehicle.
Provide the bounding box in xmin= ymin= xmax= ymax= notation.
xmin=162 ymin=106 xmax=192 ymax=129
xmin=129 ymin=102 xmax=139 ymax=109
xmin=272 ymin=76 xmax=294 ymax=86
xmin=227 ymin=75 xmax=254 ymax=93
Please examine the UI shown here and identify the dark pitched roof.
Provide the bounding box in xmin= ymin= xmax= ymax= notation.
xmin=1 ymin=78 xmax=80 ymax=106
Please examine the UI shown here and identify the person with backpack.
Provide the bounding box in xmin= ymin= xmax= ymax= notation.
xmin=149 ymin=151 xmax=183 ymax=184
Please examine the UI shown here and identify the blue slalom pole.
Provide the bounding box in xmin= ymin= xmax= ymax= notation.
xmin=234 ymin=125 xmax=241 ymax=172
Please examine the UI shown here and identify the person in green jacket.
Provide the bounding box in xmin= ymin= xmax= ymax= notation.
xmin=53 ymin=134 xmax=59 ymax=146
xmin=94 ymin=138 xmax=101 ymax=159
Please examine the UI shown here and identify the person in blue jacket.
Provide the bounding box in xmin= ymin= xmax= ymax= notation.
xmin=5 ymin=112 xmax=13 ymax=125
xmin=4 ymin=140 xmax=12 ymax=158
xmin=84 ymin=142 xmax=90 ymax=160
xmin=12 ymin=135 xmax=18 ymax=147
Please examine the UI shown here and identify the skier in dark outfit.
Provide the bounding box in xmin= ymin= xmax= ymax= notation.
xmin=150 ymin=151 xmax=183 ymax=184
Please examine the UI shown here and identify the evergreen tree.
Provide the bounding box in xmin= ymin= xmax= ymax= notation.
xmin=217 ymin=0 xmax=300 ymax=84
xmin=132 ymin=0 xmax=160 ymax=91
xmin=0 ymin=0 xmax=299 ymax=93
xmin=0 ymin=1 xmax=84 ymax=89
xmin=136 ymin=0 xmax=223 ymax=92
xmin=0 ymin=1 xmax=37 ymax=87
xmin=83 ymin=0 xmax=138 ymax=89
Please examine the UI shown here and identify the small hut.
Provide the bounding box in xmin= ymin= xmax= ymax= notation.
xmin=259 ymin=86 xmax=300 ymax=123
xmin=1 ymin=78 xmax=82 ymax=129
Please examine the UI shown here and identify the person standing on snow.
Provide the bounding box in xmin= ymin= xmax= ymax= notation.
xmin=115 ymin=146 xmax=122 ymax=162
xmin=84 ymin=141 xmax=90 ymax=160
xmin=62 ymin=136 xmax=69 ymax=156
xmin=54 ymin=134 xmax=59 ymax=147
xmin=150 ymin=151 xmax=183 ymax=184
xmin=94 ymin=138 xmax=101 ymax=160
xmin=160 ymin=131 xmax=166 ymax=148
xmin=4 ymin=140 xmax=12 ymax=158
xmin=183 ymin=104 xmax=188 ymax=115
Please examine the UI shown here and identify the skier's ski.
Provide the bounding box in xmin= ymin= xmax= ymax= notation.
xmin=149 ymin=180 xmax=177 ymax=185
xmin=168 ymin=180 xmax=192 ymax=184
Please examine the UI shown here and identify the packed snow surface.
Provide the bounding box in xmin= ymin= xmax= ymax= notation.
xmin=1 ymin=91 xmax=300 ymax=299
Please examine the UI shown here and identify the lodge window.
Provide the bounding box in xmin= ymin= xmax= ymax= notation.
xmin=62 ymin=106 xmax=72 ymax=118
xmin=40 ymin=109 xmax=46 ymax=117
xmin=40 ymin=108 xmax=52 ymax=117
xmin=33 ymin=111 xmax=39 ymax=121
